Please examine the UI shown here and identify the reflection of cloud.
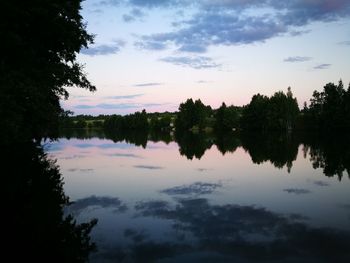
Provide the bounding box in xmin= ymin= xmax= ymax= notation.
xmin=161 ymin=182 xmax=221 ymax=196
xmin=339 ymin=204 xmax=350 ymax=210
xmin=124 ymin=228 xmax=147 ymax=243
xmin=75 ymin=142 xmax=136 ymax=150
xmin=196 ymin=168 xmax=212 ymax=172
xmin=283 ymin=188 xmax=311 ymax=194
xmin=107 ymin=152 xmax=143 ymax=158
xmin=131 ymin=197 xmax=350 ymax=262
xmin=67 ymin=168 xmax=93 ymax=172
xmin=313 ymin=180 xmax=330 ymax=187
xmin=133 ymin=165 xmax=164 ymax=170
xmin=60 ymin=154 xmax=85 ymax=160
xmin=65 ymin=196 xmax=128 ymax=215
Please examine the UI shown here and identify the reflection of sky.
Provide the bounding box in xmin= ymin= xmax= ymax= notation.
xmin=49 ymin=137 xmax=350 ymax=262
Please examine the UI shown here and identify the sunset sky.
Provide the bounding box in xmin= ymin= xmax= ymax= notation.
xmin=62 ymin=0 xmax=350 ymax=115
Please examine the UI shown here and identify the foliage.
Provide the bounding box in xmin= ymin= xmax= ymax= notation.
xmin=104 ymin=110 xmax=149 ymax=131
xmin=0 ymin=0 xmax=95 ymax=141
xmin=3 ymin=142 xmax=97 ymax=261
xmin=214 ymin=102 xmax=240 ymax=132
xmin=175 ymin=99 xmax=212 ymax=131
xmin=240 ymin=88 xmax=299 ymax=131
xmin=302 ymin=80 xmax=350 ymax=130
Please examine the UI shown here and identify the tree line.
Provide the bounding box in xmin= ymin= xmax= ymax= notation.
xmin=61 ymin=80 xmax=350 ymax=133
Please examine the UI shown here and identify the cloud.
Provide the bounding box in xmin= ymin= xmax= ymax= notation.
xmin=134 ymin=1 xmax=350 ymax=53
xmin=128 ymin=0 xmax=181 ymax=8
xmin=122 ymin=8 xmax=146 ymax=23
xmin=159 ymin=56 xmax=220 ymax=69
xmin=133 ymin=82 xmax=163 ymax=87
xmin=289 ymin=29 xmax=311 ymax=36
xmin=196 ymin=80 xmax=211 ymax=84
xmin=313 ymin=63 xmax=331 ymax=69
xmin=284 ymin=56 xmax=312 ymax=62
xmin=122 ymin=14 xmax=135 ymax=22
xmin=134 ymin=41 xmax=168 ymax=50
xmin=105 ymin=94 xmax=144 ymax=99
xmin=337 ymin=40 xmax=350 ymax=45
xmin=75 ymin=103 xmax=136 ymax=109
xmin=74 ymin=102 xmax=165 ymax=109
xmin=81 ymin=40 xmax=125 ymax=56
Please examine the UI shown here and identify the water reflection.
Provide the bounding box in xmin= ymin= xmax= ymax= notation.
xmin=70 ymin=192 xmax=350 ymax=262
xmin=302 ymin=134 xmax=350 ymax=181
xmin=59 ymin=129 xmax=350 ymax=180
xmin=3 ymin=142 xmax=97 ymax=261
xmin=52 ymin=129 xmax=350 ymax=262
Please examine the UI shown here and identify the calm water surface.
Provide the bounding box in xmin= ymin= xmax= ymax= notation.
xmin=47 ymin=131 xmax=350 ymax=262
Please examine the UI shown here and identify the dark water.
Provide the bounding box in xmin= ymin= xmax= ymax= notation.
xmin=46 ymin=130 xmax=350 ymax=262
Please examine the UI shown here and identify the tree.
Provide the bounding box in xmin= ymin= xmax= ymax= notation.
xmin=240 ymin=94 xmax=270 ymax=131
xmin=240 ymin=88 xmax=299 ymax=131
xmin=214 ymin=102 xmax=239 ymax=132
xmin=1 ymin=0 xmax=95 ymax=142
xmin=175 ymin=98 xmax=210 ymax=131
xmin=304 ymin=80 xmax=349 ymax=130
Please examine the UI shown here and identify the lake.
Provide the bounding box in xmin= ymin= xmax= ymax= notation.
xmin=46 ymin=130 xmax=350 ymax=262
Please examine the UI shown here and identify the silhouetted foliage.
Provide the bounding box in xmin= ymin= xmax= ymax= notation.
xmin=302 ymin=80 xmax=350 ymax=131
xmin=0 ymin=0 xmax=95 ymax=142
xmin=214 ymin=103 xmax=240 ymax=132
xmin=175 ymin=99 xmax=212 ymax=131
xmin=3 ymin=142 xmax=97 ymax=261
xmin=241 ymin=88 xmax=299 ymax=131
xmin=104 ymin=110 xmax=149 ymax=131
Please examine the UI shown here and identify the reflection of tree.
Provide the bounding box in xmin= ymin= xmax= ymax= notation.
xmin=105 ymin=129 xmax=149 ymax=148
xmin=60 ymin=128 xmax=108 ymax=140
xmin=241 ymin=132 xmax=299 ymax=172
xmin=302 ymin=134 xmax=350 ymax=181
xmin=214 ymin=131 xmax=241 ymax=155
xmin=149 ymin=130 xmax=173 ymax=144
xmin=175 ymin=131 xmax=213 ymax=160
xmin=3 ymin=143 xmax=96 ymax=261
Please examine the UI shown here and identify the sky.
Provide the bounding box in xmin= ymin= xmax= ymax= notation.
xmin=62 ymin=0 xmax=350 ymax=115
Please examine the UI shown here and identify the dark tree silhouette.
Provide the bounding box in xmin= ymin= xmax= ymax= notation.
xmin=240 ymin=88 xmax=299 ymax=131
xmin=3 ymin=142 xmax=97 ymax=261
xmin=1 ymin=0 xmax=95 ymax=142
xmin=175 ymin=99 xmax=211 ymax=131
xmin=302 ymin=80 xmax=350 ymax=131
